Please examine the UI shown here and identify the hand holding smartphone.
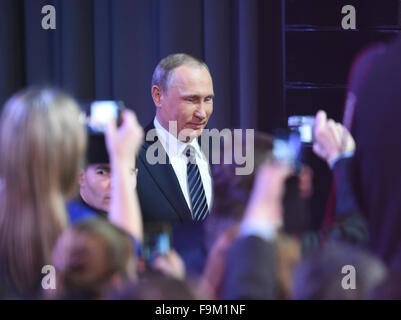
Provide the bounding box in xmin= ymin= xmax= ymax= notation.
xmin=273 ymin=129 xmax=302 ymax=172
xmin=273 ymin=128 xmax=311 ymax=235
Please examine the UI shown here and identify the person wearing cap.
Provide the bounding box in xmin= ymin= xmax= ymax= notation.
xmin=67 ymin=109 xmax=144 ymax=245
xmin=76 ymin=133 xmax=137 ymax=218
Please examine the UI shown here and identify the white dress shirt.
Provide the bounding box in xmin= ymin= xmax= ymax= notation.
xmin=153 ymin=117 xmax=212 ymax=216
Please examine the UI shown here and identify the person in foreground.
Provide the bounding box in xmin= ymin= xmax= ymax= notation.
xmin=219 ymin=110 xmax=365 ymax=299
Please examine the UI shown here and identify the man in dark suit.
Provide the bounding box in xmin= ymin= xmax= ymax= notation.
xmin=137 ymin=53 xmax=214 ymax=225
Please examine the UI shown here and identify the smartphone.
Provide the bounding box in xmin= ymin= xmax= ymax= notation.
xmin=288 ymin=115 xmax=315 ymax=144
xmin=273 ymin=129 xmax=311 ymax=234
xmin=88 ymin=100 xmax=124 ymax=133
xmin=142 ymin=223 xmax=171 ymax=263
xmin=273 ymin=129 xmax=302 ymax=171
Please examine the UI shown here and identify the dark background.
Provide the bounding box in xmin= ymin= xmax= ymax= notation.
xmin=0 ymin=0 xmax=285 ymax=131
xmin=1 ymin=0 xmax=400 ymax=229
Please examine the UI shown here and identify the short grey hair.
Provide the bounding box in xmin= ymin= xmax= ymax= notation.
xmin=151 ymin=53 xmax=210 ymax=92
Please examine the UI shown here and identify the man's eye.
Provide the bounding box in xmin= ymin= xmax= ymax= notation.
xmin=185 ymin=97 xmax=196 ymax=102
xmin=96 ymin=170 xmax=107 ymax=175
xmin=205 ymin=96 xmax=213 ymax=102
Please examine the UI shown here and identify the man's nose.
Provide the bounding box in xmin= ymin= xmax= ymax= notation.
xmin=195 ymin=104 xmax=207 ymax=120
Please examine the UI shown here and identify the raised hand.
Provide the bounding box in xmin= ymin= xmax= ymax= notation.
xmin=313 ymin=110 xmax=355 ymax=167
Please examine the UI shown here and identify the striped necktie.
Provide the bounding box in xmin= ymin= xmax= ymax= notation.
xmin=185 ymin=146 xmax=209 ymax=221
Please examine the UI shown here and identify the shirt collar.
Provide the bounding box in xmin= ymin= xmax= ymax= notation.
xmin=153 ymin=117 xmax=202 ymax=158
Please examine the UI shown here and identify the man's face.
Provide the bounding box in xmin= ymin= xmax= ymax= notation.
xmin=154 ymin=65 xmax=214 ymax=141
xmin=79 ymin=164 xmax=137 ymax=212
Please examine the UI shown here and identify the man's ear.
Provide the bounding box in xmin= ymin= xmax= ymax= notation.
xmin=78 ymin=169 xmax=85 ymax=186
xmin=151 ymin=85 xmax=163 ymax=108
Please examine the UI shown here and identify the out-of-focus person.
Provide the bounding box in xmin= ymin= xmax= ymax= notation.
xmin=292 ymin=242 xmax=387 ymax=300
xmin=348 ymin=38 xmax=401 ymax=271
xmin=68 ymin=109 xmax=144 ymax=243
xmin=0 ymin=88 xmax=86 ymax=298
xmin=50 ymin=218 xmax=137 ymax=300
xmin=108 ymin=270 xmax=198 ymax=300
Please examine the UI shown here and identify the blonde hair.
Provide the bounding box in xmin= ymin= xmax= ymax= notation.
xmin=0 ymin=88 xmax=86 ymax=296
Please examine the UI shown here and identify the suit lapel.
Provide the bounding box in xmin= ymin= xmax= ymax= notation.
xmin=139 ymin=122 xmax=192 ymax=221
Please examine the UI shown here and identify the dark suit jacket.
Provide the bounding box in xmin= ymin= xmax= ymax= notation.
xmin=137 ymin=122 xmax=211 ymax=224
xmin=137 ymin=122 xmax=212 ymax=273
xmin=137 ymin=123 xmax=191 ymax=223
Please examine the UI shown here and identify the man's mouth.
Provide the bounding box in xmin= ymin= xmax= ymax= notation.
xmin=186 ymin=122 xmax=206 ymax=129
